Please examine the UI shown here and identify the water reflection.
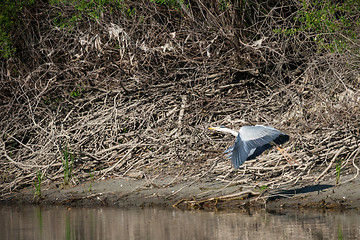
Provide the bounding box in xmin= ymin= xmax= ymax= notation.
xmin=0 ymin=205 xmax=359 ymax=240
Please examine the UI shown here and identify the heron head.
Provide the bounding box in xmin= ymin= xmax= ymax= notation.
xmin=209 ymin=126 xmax=238 ymax=136
xmin=208 ymin=126 xmax=226 ymax=131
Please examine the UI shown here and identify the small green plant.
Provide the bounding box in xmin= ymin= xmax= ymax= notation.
xmin=336 ymin=158 xmax=342 ymax=184
xmin=256 ymin=185 xmax=268 ymax=192
xmin=260 ymin=185 xmax=268 ymax=191
xmin=126 ymin=7 xmax=136 ymax=17
xmin=34 ymin=170 xmax=43 ymax=199
xmin=219 ymin=0 xmax=230 ymax=11
xmin=70 ymin=84 xmax=85 ymax=98
xmin=70 ymin=89 xmax=81 ymax=97
xmin=62 ymin=144 xmax=74 ymax=186
xmin=88 ymin=169 xmax=95 ymax=192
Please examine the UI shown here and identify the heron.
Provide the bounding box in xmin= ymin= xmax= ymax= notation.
xmin=208 ymin=125 xmax=292 ymax=169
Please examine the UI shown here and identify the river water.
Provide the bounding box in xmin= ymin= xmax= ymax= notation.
xmin=1 ymin=205 xmax=359 ymax=240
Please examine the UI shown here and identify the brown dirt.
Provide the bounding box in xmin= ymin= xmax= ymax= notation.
xmin=1 ymin=173 xmax=359 ymax=212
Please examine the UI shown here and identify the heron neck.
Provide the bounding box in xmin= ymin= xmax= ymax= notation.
xmin=221 ymin=128 xmax=238 ymax=137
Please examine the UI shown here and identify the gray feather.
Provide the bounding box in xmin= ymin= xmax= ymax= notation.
xmin=229 ymin=125 xmax=286 ymax=169
xmin=231 ymin=135 xmax=249 ymax=169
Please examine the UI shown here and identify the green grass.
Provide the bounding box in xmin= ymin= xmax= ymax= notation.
xmin=34 ymin=170 xmax=43 ymax=199
xmin=338 ymin=225 xmax=343 ymax=240
xmin=62 ymin=144 xmax=74 ymax=186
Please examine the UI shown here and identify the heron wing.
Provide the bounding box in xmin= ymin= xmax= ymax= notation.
xmin=239 ymin=125 xmax=286 ymax=150
xmin=228 ymin=134 xmax=250 ymax=169
xmin=224 ymin=125 xmax=288 ymax=169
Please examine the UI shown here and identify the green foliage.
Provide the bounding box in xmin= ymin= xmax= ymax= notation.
xmin=126 ymin=7 xmax=136 ymax=17
xmin=0 ymin=32 xmax=14 ymax=58
xmin=34 ymin=170 xmax=43 ymax=199
xmin=259 ymin=185 xmax=268 ymax=191
xmin=50 ymin=0 xmax=126 ymax=29
xmin=297 ymin=0 xmax=359 ymax=33
xmin=0 ymin=0 xmax=34 ymax=58
xmin=150 ymin=0 xmax=184 ymax=10
xmin=256 ymin=185 xmax=268 ymax=192
xmin=70 ymin=84 xmax=85 ymax=98
xmin=274 ymin=0 xmax=359 ymax=53
xmin=219 ymin=0 xmax=230 ymax=11
xmin=62 ymin=144 xmax=74 ymax=186
xmin=121 ymin=127 xmax=128 ymax=133
xmin=70 ymin=90 xmax=80 ymax=97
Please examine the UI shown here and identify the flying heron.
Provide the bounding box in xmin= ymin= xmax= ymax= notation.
xmin=209 ymin=125 xmax=292 ymax=169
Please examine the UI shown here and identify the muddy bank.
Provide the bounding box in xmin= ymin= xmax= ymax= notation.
xmin=1 ymin=0 xmax=360 ymax=202
xmin=1 ymin=173 xmax=359 ymax=212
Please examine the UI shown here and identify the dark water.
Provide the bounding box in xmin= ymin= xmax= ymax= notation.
xmin=1 ymin=205 xmax=359 ymax=240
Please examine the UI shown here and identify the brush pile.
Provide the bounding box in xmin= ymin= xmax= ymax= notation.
xmin=1 ymin=0 xmax=359 ymax=197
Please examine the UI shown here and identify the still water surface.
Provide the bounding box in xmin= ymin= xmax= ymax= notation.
xmin=1 ymin=205 xmax=359 ymax=240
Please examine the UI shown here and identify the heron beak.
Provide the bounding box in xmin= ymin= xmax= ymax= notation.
xmin=208 ymin=127 xmax=214 ymax=130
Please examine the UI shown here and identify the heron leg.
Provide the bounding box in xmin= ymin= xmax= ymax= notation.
xmin=276 ymin=146 xmax=297 ymax=165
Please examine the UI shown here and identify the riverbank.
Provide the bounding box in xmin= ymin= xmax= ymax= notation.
xmin=1 ymin=173 xmax=359 ymax=212
xmin=1 ymin=0 xmax=359 ymax=212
